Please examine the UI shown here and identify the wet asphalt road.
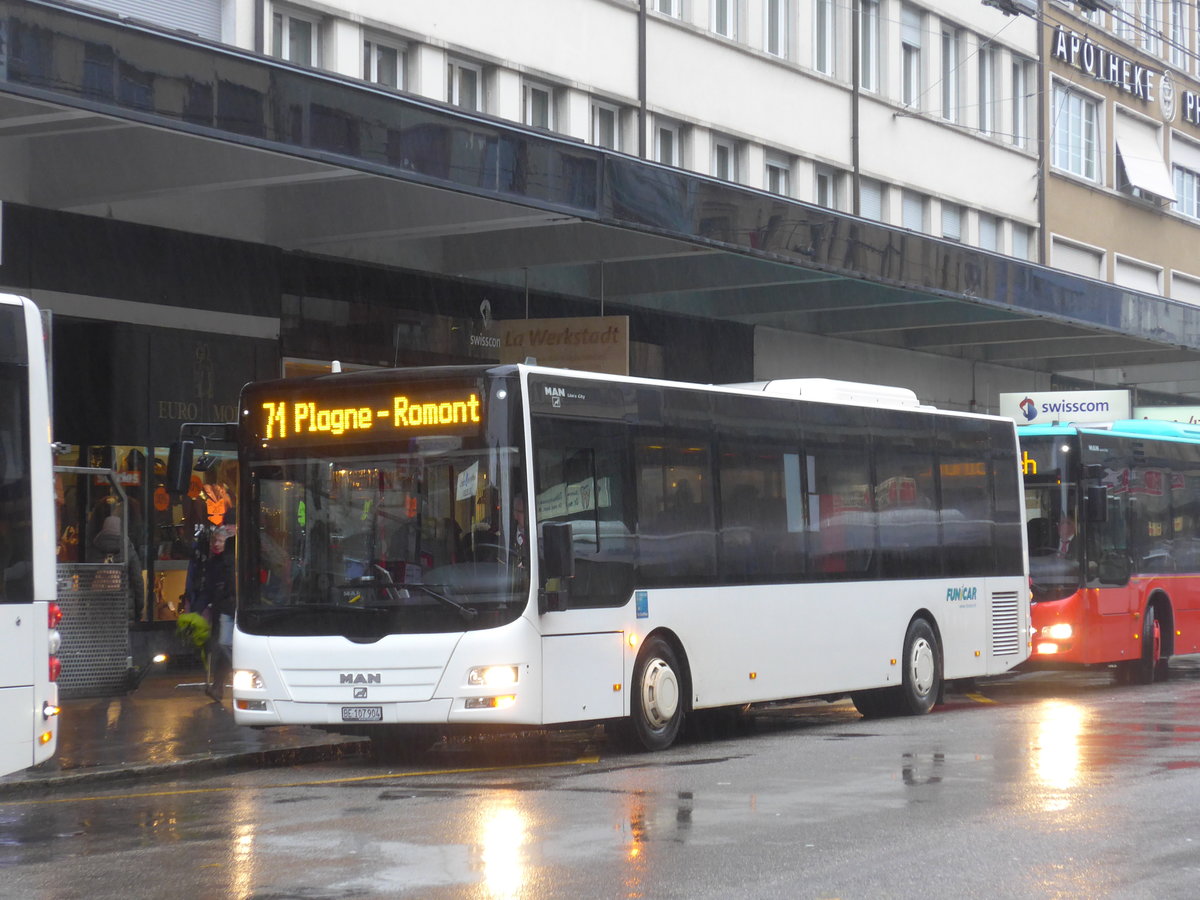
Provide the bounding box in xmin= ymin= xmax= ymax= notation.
xmin=5 ymin=664 xmax=1200 ymax=900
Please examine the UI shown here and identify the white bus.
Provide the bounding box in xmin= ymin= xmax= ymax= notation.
xmin=0 ymin=294 xmax=61 ymax=776
xmin=223 ymin=365 xmax=1029 ymax=752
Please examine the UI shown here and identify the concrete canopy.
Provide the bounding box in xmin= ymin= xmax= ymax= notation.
xmin=3 ymin=0 xmax=1200 ymax=398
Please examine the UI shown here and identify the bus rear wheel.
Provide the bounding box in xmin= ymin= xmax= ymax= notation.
xmin=898 ymin=618 xmax=941 ymax=716
xmin=624 ymin=636 xmax=686 ymax=752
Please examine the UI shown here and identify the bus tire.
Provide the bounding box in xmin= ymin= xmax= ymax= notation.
xmin=898 ymin=618 xmax=941 ymax=716
xmin=625 ymin=636 xmax=685 ymax=752
xmin=1125 ymin=605 xmax=1164 ymax=686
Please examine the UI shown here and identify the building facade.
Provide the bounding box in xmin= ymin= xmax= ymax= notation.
xmin=6 ymin=0 xmax=1200 ymax=651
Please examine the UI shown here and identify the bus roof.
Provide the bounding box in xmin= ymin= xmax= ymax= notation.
xmin=1019 ymin=419 xmax=1200 ymax=443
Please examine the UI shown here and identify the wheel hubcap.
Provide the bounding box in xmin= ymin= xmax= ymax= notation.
xmin=640 ymin=658 xmax=679 ymax=729
xmin=910 ymin=638 xmax=935 ymax=697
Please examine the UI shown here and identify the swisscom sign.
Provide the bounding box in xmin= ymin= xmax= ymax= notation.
xmin=998 ymin=390 xmax=1130 ymax=425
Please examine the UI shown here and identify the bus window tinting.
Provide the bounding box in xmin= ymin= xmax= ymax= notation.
xmin=0 ymin=305 xmax=33 ymax=603
xmin=531 ymin=417 xmax=635 ymax=607
xmin=532 ymin=379 xmax=1021 ymax=595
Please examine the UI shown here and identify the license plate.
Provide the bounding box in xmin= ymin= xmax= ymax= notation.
xmin=341 ymin=706 xmax=383 ymax=722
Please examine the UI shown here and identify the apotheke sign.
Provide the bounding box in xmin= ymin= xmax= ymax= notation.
xmin=1052 ymin=26 xmax=1158 ymax=104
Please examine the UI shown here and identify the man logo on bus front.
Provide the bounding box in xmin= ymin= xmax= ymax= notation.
xmin=340 ymin=673 xmax=381 ymax=684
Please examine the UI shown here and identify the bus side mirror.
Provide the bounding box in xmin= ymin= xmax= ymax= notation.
xmin=166 ymin=441 xmax=194 ymax=494
xmin=539 ymin=522 xmax=574 ymax=614
xmin=1085 ymin=485 xmax=1108 ymax=523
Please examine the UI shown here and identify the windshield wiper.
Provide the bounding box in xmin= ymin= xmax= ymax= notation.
xmin=401 ymin=582 xmax=479 ymax=621
xmin=342 ymin=564 xmax=478 ymax=621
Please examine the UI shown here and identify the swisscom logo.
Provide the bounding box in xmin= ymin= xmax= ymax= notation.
xmin=1019 ymin=396 xmax=1112 ymax=422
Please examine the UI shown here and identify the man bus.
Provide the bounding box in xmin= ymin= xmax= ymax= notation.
xmin=211 ymin=365 xmax=1029 ymax=753
xmin=0 ymin=294 xmax=61 ymax=776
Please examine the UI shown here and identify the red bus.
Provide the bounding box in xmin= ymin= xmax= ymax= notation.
xmin=1020 ymin=420 xmax=1200 ymax=682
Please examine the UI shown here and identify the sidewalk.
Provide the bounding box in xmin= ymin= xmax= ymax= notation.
xmin=0 ymin=665 xmax=367 ymax=796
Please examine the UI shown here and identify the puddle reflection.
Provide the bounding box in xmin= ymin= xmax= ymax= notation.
xmin=1031 ymin=700 xmax=1087 ymax=811
xmin=471 ymin=794 xmax=530 ymax=899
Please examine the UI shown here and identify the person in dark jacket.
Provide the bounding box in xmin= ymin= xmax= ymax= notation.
xmin=184 ymin=526 xmax=236 ymax=702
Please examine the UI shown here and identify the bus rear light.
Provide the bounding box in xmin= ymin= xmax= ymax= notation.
xmin=48 ymin=602 xmax=62 ymax=628
xmin=42 ymin=702 xmax=60 ymax=719
xmin=47 ymin=629 xmax=61 ymax=655
xmin=48 ymin=656 xmax=61 ymax=682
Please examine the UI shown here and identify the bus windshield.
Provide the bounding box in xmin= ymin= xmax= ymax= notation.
xmin=1021 ymin=434 xmax=1081 ymax=601
xmin=242 ymin=437 xmax=530 ymax=636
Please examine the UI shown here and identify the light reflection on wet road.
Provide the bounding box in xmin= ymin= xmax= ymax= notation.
xmin=5 ymin=664 xmax=1200 ymax=899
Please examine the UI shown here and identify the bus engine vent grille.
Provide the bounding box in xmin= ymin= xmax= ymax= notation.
xmin=990 ymin=591 xmax=1022 ymax=656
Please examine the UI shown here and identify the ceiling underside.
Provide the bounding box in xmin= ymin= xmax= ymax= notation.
xmin=2 ymin=91 xmax=1199 ymax=397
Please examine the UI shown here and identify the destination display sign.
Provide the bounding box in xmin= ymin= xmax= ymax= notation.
xmin=246 ymin=383 xmax=485 ymax=445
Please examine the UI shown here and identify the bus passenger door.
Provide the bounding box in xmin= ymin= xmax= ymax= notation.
xmin=541 ymin=632 xmax=625 ymax=724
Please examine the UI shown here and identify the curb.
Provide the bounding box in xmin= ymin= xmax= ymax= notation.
xmin=0 ymin=738 xmax=370 ymax=798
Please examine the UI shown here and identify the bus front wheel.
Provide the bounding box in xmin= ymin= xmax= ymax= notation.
xmin=1121 ymin=605 xmax=1166 ymax=686
xmin=625 ymin=636 xmax=686 ymax=752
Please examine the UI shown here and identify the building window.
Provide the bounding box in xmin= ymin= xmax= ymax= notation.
xmin=448 ymin=59 xmax=482 ymax=111
xmin=1011 ymin=57 xmax=1033 ymax=150
xmin=364 ymin=38 xmax=404 ymax=89
xmin=524 ymin=82 xmax=554 ymax=130
xmin=1051 ymin=84 xmax=1099 ymax=181
xmin=713 ymin=0 xmax=737 ymax=38
xmin=816 ymin=165 xmax=843 ymax=209
xmin=592 ymin=101 xmax=620 ymax=150
xmin=1171 ymin=0 xmax=1187 ymax=70
xmin=902 ymin=190 xmax=927 ymax=232
xmin=713 ymin=136 xmax=738 ymax=181
xmin=1052 ymin=237 xmax=1103 ymax=279
xmin=815 ymin=0 xmax=836 ymax=75
xmin=1113 ymin=0 xmax=1135 ymax=43
xmin=766 ymin=156 xmax=791 ymax=195
xmin=941 ymin=27 xmax=960 ymax=122
xmin=978 ymin=214 xmax=999 ymax=251
xmin=1141 ymin=0 xmax=1162 ymax=55
xmin=978 ymin=43 xmax=997 ymax=135
xmin=657 ymin=121 xmax=681 ymax=166
xmin=942 ymin=202 xmax=962 ymax=241
xmin=654 ymin=0 xmax=680 ymax=18
xmin=1114 ymin=112 xmax=1175 ymax=202
xmin=1011 ymin=223 xmax=1031 ymax=260
xmin=859 ymin=176 xmax=883 ymax=220
xmin=901 ymin=6 xmax=922 ymax=108
xmin=1174 ymin=166 xmax=1200 ymax=219
xmin=272 ymin=9 xmax=319 ymax=66
xmin=765 ymin=0 xmax=787 ymax=57
xmin=860 ymin=0 xmax=880 ymax=93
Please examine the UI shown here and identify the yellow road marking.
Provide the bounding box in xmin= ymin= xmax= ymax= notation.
xmin=0 ymin=755 xmax=601 ymax=806
xmin=965 ymin=693 xmax=996 ymax=704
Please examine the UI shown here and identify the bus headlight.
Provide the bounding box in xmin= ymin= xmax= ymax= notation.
xmin=1041 ymin=624 xmax=1073 ymax=640
xmin=468 ymin=665 xmax=519 ymax=687
xmin=232 ymin=669 xmax=265 ymax=691
xmin=1037 ymin=642 xmax=1059 ymax=655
